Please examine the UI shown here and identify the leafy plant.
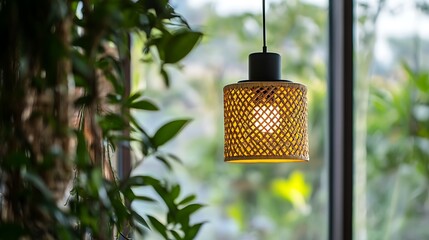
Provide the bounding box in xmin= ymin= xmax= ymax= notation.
xmin=0 ymin=0 xmax=204 ymax=239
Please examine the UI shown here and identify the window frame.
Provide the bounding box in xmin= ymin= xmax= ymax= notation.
xmin=328 ymin=0 xmax=354 ymax=239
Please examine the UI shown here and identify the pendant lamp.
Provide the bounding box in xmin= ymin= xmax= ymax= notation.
xmin=223 ymin=0 xmax=309 ymax=163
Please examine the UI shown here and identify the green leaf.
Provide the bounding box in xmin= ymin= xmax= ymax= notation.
xmin=147 ymin=215 xmax=168 ymax=238
xmin=402 ymin=61 xmax=414 ymax=79
xmin=170 ymin=230 xmax=183 ymax=240
xmin=122 ymin=187 xmax=136 ymax=200
xmin=177 ymin=204 xmax=204 ymax=225
xmin=133 ymin=195 xmax=156 ymax=202
xmin=153 ymin=184 xmax=177 ymax=212
xmin=178 ymin=195 xmax=196 ymax=206
xmin=89 ymin=168 xmax=103 ymax=194
xmin=110 ymin=194 xmax=130 ymax=225
xmin=129 ymin=115 xmax=152 ymax=143
xmin=179 ymin=204 xmax=204 ymax=217
xmin=129 ymin=99 xmax=159 ymax=111
xmin=402 ymin=62 xmax=429 ymax=94
xmin=160 ymin=67 xmax=170 ymax=87
xmin=156 ymin=155 xmax=173 ymax=171
xmin=126 ymin=92 xmax=143 ymax=105
xmin=163 ymin=30 xmax=202 ymax=64
xmin=123 ymin=175 xmax=159 ymax=188
xmin=152 ymin=119 xmax=191 ymax=148
xmin=98 ymin=113 xmax=126 ymax=133
xmin=141 ymin=135 xmax=152 ymax=156
xmin=132 ymin=210 xmax=150 ymax=230
xmin=184 ymin=222 xmax=205 ymax=240
xmin=167 ymin=153 xmax=183 ymax=164
xmin=415 ymin=73 xmax=429 ymax=94
xmin=171 ymin=184 xmax=181 ymax=201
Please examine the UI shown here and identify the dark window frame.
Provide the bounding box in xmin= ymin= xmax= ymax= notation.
xmin=329 ymin=0 xmax=354 ymax=239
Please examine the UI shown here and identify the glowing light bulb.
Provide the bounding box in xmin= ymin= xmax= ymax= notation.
xmin=253 ymin=105 xmax=281 ymax=133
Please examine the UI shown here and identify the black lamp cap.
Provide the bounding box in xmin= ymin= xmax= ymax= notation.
xmin=248 ymin=52 xmax=283 ymax=81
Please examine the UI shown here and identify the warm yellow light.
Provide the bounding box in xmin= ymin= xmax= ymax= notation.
xmin=223 ymin=81 xmax=309 ymax=163
xmin=252 ymin=105 xmax=281 ymax=133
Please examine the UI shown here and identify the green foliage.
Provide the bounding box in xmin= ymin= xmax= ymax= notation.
xmin=355 ymin=2 xmax=429 ymax=238
xmin=157 ymin=30 xmax=203 ymax=64
xmin=153 ymin=119 xmax=191 ymax=148
xmin=367 ymin=62 xmax=429 ymax=172
xmin=0 ymin=0 xmax=204 ymax=239
xmin=122 ymin=176 xmax=205 ymax=239
xmin=363 ymin=61 xmax=429 ymax=239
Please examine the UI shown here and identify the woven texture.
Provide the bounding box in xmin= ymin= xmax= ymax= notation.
xmin=223 ymin=81 xmax=309 ymax=163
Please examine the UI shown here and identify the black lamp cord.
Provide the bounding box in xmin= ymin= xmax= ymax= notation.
xmin=262 ymin=0 xmax=267 ymax=53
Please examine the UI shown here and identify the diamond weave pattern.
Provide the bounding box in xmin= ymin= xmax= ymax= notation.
xmin=223 ymin=82 xmax=309 ymax=162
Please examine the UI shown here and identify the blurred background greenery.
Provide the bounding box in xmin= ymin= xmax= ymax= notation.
xmin=130 ymin=0 xmax=429 ymax=239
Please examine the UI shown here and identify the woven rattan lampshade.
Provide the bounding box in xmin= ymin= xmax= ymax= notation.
xmin=223 ymin=52 xmax=309 ymax=163
xmin=222 ymin=0 xmax=308 ymax=163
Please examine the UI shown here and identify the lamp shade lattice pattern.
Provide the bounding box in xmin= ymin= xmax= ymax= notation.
xmin=223 ymin=81 xmax=309 ymax=163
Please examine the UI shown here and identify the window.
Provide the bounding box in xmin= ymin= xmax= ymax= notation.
xmin=355 ymin=1 xmax=429 ymax=239
xmin=127 ymin=0 xmax=429 ymax=239
xmin=132 ymin=0 xmax=329 ymax=239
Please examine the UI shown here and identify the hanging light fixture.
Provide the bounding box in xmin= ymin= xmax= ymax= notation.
xmin=223 ymin=0 xmax=309 ymax=163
